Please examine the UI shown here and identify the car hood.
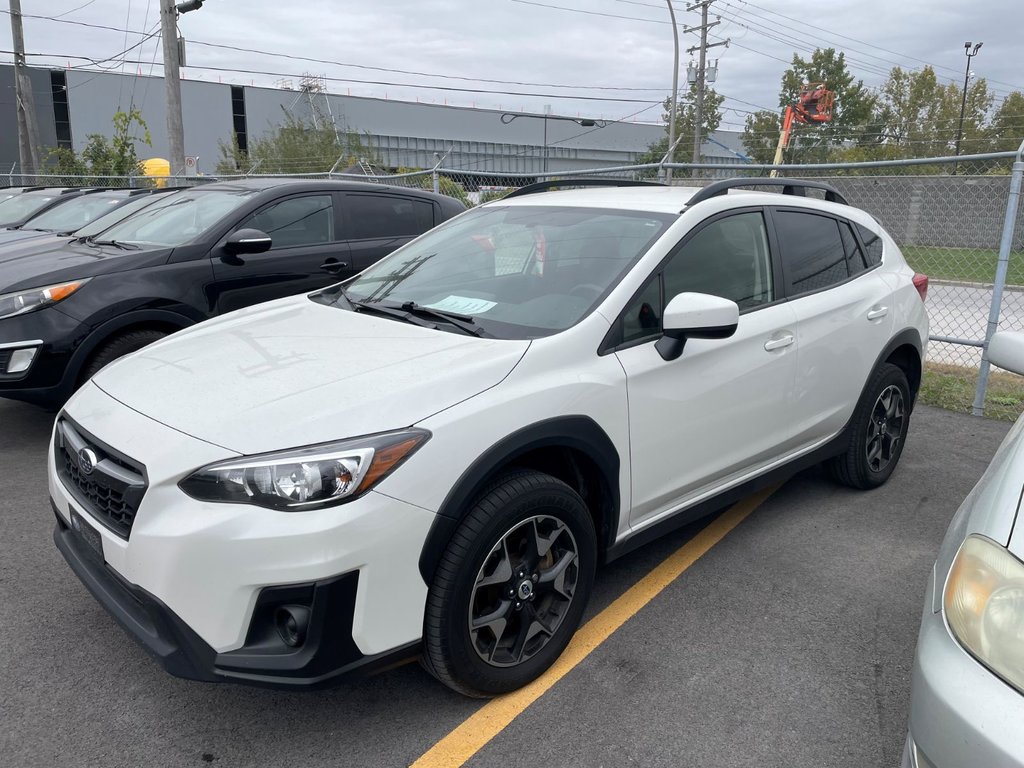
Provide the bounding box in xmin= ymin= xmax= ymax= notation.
xmin=92 ymin=296 xmax=530 ymax=455
xmin=0 ymin=238 xmax=169 ymax=292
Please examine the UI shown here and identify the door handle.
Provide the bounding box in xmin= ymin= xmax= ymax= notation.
xmin=320 ymin=260 xmax=349 ymax=275
xmin=764 ymin=333 xmax=794 ymax=351
xmin=867 ymin=306 xmax=888 ymax=321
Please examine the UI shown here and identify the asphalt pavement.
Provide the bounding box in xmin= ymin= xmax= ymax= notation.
xmin=0 ymin=398 xmax=1011 ymax=768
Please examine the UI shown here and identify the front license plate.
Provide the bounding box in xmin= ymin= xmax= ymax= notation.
xmin=70 ymin=508 xmax=103 ymax=560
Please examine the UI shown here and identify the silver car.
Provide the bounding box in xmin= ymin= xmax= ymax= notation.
xmin=904 ymin=331 xmax=1024 ymax=768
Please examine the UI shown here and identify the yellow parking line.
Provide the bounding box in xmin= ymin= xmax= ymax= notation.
xmin=411 ymin=482 xmax=781 ymax=768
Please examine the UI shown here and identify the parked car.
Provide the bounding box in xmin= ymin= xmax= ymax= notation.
xmin=0 ymin=188 xmax=174 ymax=247
xmin=0 ymin=188 xmax=86 ymax=227
xmin=49 ymin=178 xmax=928 ymax=696
xmin=0 ymin=178 xmax=463 ymax=406
xmin=902 ymin=330 xmax=1024 ymax=768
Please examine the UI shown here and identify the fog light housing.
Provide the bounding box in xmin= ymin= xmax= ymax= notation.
xmin=274 ymin=605 xmax=311 ymax=648
xmin=6 ymin=346 xmax=37 ymax=374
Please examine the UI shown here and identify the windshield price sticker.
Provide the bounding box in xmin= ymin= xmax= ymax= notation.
xmin=424 ymin=295 xmax=497 ymax=315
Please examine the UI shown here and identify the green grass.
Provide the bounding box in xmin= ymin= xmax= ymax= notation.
xmin=902 ymin=246 xmax=1024 ymax=286
xmin=919 ymin=362 xmax=1024 ymax=421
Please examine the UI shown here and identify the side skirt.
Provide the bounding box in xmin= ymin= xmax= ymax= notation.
xmin=603 ymin=428 xmax=849 ymax=564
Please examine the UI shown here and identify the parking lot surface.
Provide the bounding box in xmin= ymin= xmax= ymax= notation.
xmin=0 ymin=399 xmax=1010 ymax=768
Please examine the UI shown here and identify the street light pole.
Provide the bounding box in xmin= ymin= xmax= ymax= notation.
xmin=665 ymin=0 xmax=679 ymax=184
xmin=954 ymin=41 xmax=983 ymax=174
xmin=501 ymin=111 xmax=602 ymax=175
xmin=160 ymin=0 xmax=204 ymax=177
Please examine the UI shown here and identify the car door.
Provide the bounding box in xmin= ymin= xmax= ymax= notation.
xmin=211 ymin=192 xmax=350 ymax=314
xmin=769 ymin=208 xmax=895 ymax=444
xmin=612 ymin=208 xmax=802 ymax=530
xmin=342 ymin=192 xmax=437 ymax=273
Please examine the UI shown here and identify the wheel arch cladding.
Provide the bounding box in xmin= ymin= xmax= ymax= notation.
xmin=884 ymin=341 xmax=922 ymax=403
xmin=73 ymin=310 xmax=193 ymax=381
xmin=417 ymin=416 xmax=621 ymax=585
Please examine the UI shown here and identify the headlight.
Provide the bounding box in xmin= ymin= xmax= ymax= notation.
xmin=944 ymin=534 xmax=1024 ymax=693
xmin=0 ymin=279 xmax=90 ymax=321
xmin=179 ymin=428 xmax=429 ymax=511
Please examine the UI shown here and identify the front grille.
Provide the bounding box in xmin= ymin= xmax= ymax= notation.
xmin=55 ymin=417 xmax=148 ymax=539
xmin=0 ymin=349 xmax=11 ymax=373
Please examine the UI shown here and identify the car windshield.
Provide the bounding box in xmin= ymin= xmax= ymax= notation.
xmin=74 ymin=192 xmax=179 ymax=237
xmin=96 ymin=188 xmax=258 ymax=247
xmin=342 ymin=205 xmax=675 ymax=339
xmin=0 ymin=193 xmax=59 ymax=226
xmin=25 ymin=193 xmax=130 ymax=232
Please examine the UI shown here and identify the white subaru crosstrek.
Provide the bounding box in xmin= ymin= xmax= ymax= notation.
xmin=50 ymin=178 xmax=929 ymax=696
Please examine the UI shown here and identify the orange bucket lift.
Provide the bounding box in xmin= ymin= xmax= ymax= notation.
xmin=770 ymin=82 xmax=835 ymax=176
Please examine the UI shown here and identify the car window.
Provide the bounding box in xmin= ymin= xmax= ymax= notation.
xmin=856 ymin=223 xmax=883 ymax=266
xmin=0 ymin=193 xmax=59 ymax=225
xmin=25 ymin=194 xmax=127 ymax=232
xmin=346 ymin=195 xmax=434 ymax=239
xmin=98 ymin=189 xmax=257 ymax=247
xmin=774 ymin=210 xmax=849 ymax=294
xmin=617 ymin=211 xmax=773 ymax=347
xmin=664 ymin=211 xmax=774 ymax=309
xmin=839 ymin=220 xmax=868 ymax=276
xmin=240 ymin=195 xmax=334 ymax=249
xmin=342 ymin=205 xmax=674 ymax=339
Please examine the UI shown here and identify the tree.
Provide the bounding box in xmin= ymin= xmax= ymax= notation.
xmin=989 ymin=91 xmax=1024 ymax=153
xmin=636 ymin=83 xmax=725 ymax=174
xmin=48 ymin=107 xmax=152 ymax=177
xmin=741 ymin=48 xmax=876 ymax=164
xmin=216 ymin=107 xmax=375 ymax=174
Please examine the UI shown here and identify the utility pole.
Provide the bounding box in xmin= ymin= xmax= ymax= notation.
xmin=160 ymin=0 xmax=203 ymax=175
xmin=8 ymin=0 xmax=41 ymax=177
xmin=159 ymin=0 xmax=186 ymax=176
xmin=686 ymin=1 xmax=727 ymax=173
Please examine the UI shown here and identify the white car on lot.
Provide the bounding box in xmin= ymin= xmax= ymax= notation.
xmin=50 ymin=178 xmax=929 ymax=696
xmin=903 ymin=331 xmax=1024 ymax=768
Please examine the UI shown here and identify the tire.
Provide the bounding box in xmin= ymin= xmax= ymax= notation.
xmin=421 ymin=469 xmax=597 ymax=697
xmin=80 ymin=329 xmax=167 ymax=384
xmin=827 ymin=362 xmax=911 ymax=490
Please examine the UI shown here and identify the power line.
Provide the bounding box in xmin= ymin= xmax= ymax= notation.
xmin=51 ymin=0 xmax=98 ymax=19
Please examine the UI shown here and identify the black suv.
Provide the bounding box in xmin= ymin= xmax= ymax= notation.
xmin=0 ymin=178 xmax=464 ymax=406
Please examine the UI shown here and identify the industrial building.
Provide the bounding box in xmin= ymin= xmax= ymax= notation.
xmin=0 ymin=64 xmax=749 ymax=178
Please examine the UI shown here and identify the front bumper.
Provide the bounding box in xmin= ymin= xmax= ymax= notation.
xmin=0 ymin=305 xmax=87 ymax=405
xmin=53 ymin=506 xmax=418 ymax=687
xmin=904 ymin=607 xmax=1024 ymax=768
xmin=50 ymin=382 xmax=437 ymax=686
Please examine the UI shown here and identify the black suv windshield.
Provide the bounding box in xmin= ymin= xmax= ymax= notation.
xmin=0 ymin=192 xmax=59 ymax=225
xmin=96 ymin=188 xmax=257 ymax=247
xmin=25 ymin=193 xmax=128 ymax=232
xmin=342 ymin=205 xmax=675 ymax=339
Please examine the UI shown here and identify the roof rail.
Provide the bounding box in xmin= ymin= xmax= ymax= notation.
xmin=503 ymin=178 xmax=665 ymax=200
xmin=685 ymin=177 xmax=849 ymax=208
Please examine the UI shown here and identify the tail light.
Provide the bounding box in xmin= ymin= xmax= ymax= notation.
xmin=912 ymin=273 xmax=929 ymax=302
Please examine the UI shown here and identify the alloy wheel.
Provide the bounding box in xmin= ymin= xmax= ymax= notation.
xmin=468 ymin=514 xmax=580 ymax=668
xmin=866 ymin=384 xmax=905 ymax=473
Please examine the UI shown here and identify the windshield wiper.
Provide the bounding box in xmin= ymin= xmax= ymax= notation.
xmin=348 ymin=298 xmax=438 ymax=330
xmin=395 ymin=301 xmax=491 ymax=338
xmin=83 ymin=236 xmax=140 ymax=250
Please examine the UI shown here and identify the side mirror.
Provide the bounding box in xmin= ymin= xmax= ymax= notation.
xmin=988 ymin=332 xmax=1024 ymax=377
xmin=655 ymin=292 xmax=739 ymax=361
xmin=222 ymin=228 xmax=272 ymax=261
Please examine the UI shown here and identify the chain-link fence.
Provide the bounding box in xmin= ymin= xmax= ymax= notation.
xmin=8 ymin=148 xmax=1024 ymax=419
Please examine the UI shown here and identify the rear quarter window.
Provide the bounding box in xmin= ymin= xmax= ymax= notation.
xmin=774 ymin=209 xmax=849 ymax=294
xmin=856 ymin=223 xmax=884 ymax=266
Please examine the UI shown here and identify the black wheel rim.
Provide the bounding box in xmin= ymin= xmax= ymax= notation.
xmin=468 ymin=515 xmax=580 ymax=668
xmin=866 ymin=384 xmax=905 ymax=473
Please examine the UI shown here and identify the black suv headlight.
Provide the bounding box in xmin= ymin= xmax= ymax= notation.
xmin=0 ymin=279 xmax=90 ymax=321
xmin=179 ymin=429 xmax=430 ymax=511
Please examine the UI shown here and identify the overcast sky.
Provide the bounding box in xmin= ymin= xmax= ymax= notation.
xmin=2 ymin=0 xmax=1022 ymax=132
